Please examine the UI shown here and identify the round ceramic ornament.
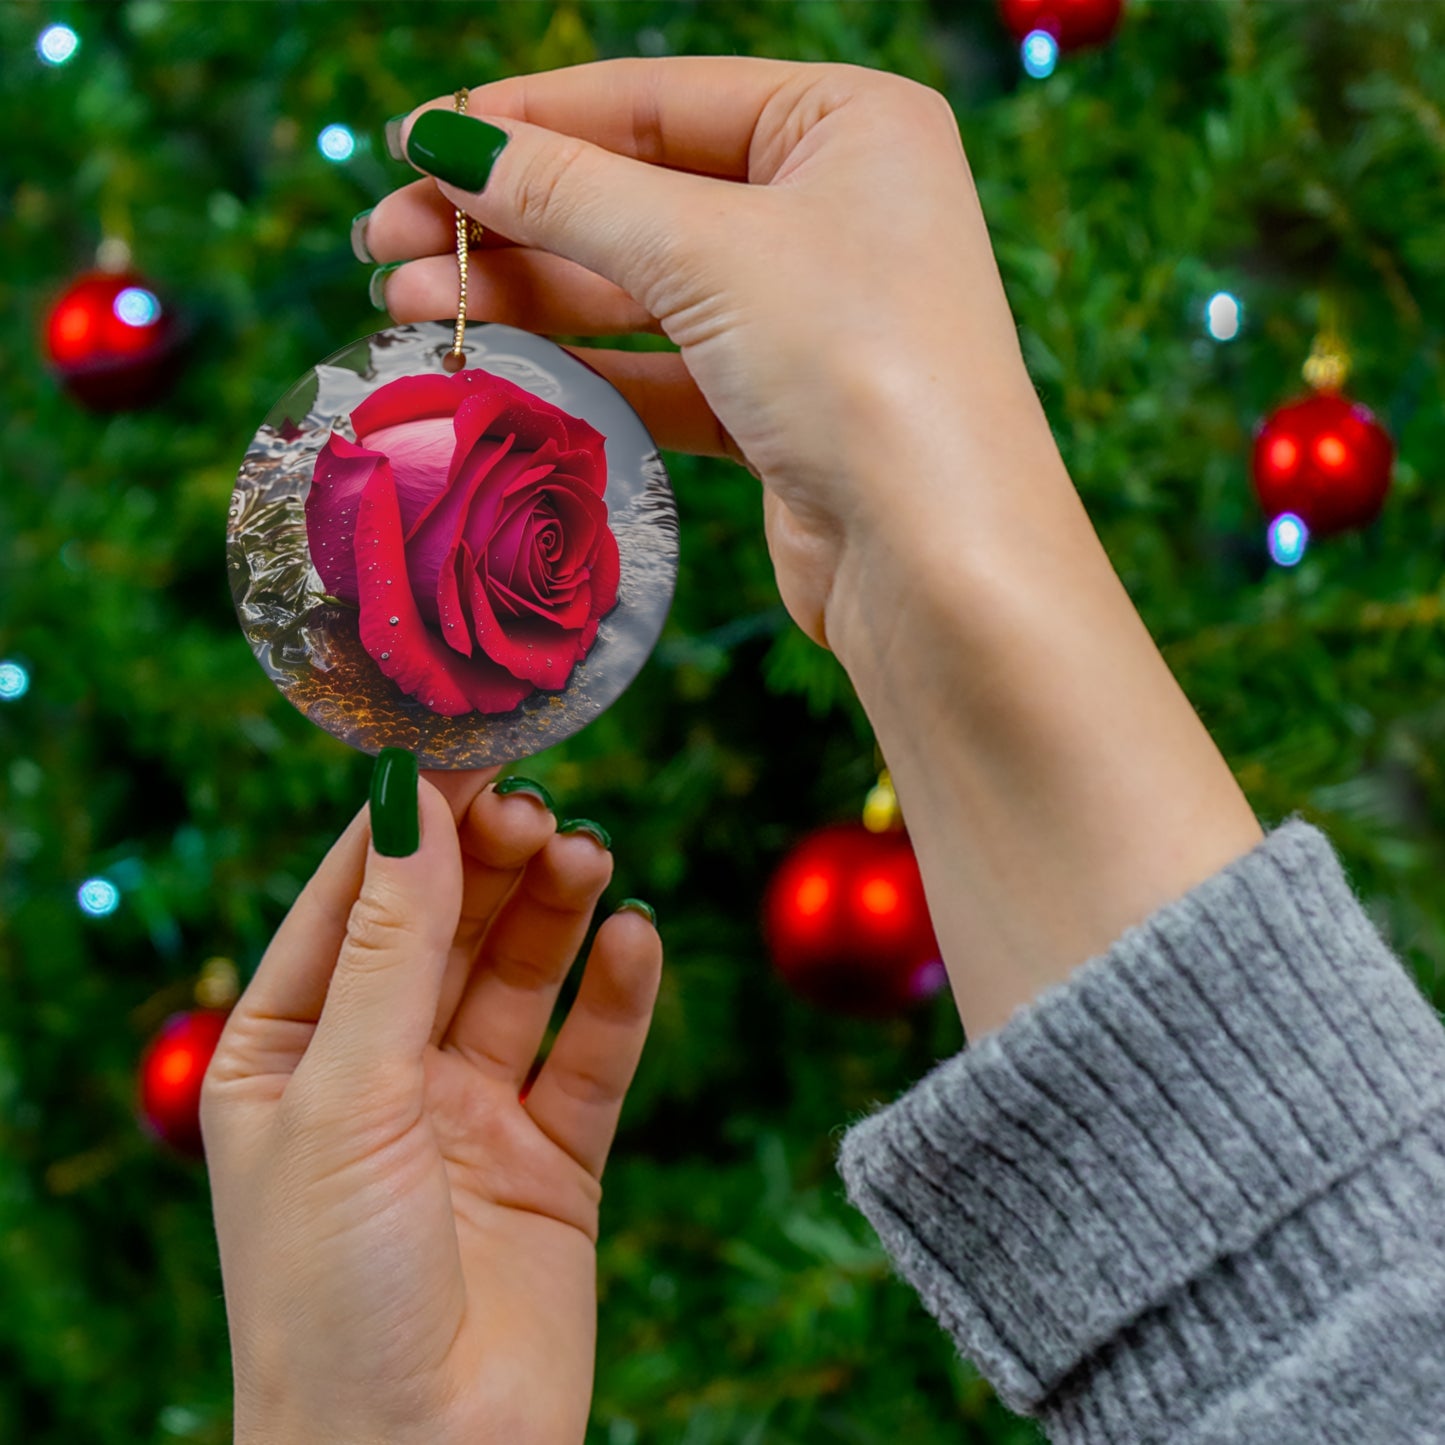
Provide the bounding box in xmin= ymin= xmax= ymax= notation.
xmin=227 ymin=317 xmax=678 ymax=769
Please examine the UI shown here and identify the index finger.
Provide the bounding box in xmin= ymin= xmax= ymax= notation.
xmin=403 ymin=54 xmax=813 ymax=182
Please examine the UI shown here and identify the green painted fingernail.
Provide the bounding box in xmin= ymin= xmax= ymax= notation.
xmin=370 ymin=748 xmax=419 ymax=857
xmin=558 ymin=818 xmax=612 ymax=850
xmin=494 ymin=775 xmax=555 ymax=812
xmin=350 ymin=208 xmax=375 ymax=264
xmin=405 ymin=110 xmax=510 ymax=192
xmin=617 ymin=898 xmax=656 ymax=926
xmin=384 ymin=113 xmax=409 ymax=162
xmin=369 ymin=261 xmax=404 ymax=311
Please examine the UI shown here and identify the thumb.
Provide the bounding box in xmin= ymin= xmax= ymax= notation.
xmin=303 ymin=750 xmax=462 ymax=1090
xmin=398 ymin=105 xmax=741 ymax=318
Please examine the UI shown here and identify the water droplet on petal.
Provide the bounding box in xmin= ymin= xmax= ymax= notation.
xmin=380 ymin=652 xmax=390 ymax=661
xmin=389 ymin=616 xmax=399 ymax=625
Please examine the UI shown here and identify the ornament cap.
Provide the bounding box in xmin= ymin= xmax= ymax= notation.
xmin=863 ymin=767 xmax=902 ymax=832
xmin=95 ymin=236 xmax=133 ymax=273
xmin=1302 ymin=332 xmax=1350 ymax=393
xmin=195 ymin=956 xmax=240 ymax=1010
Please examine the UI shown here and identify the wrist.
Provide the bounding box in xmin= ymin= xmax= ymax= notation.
xmin=824 ymin=413 xmax=1261 ymax=1039
xmin=821 ymin=349 xmax=1074 ymax=667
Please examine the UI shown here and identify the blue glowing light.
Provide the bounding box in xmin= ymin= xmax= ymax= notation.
xmin=1022 ymin=30 xmax=1059 ymax=79
xmin=0 ymin=661 xmax=29 ymax=700
xmin=318 ymin=124 xmax=356 ymax=162
xmin=114 ymin=287 xmax=161 ymax=328
xmin=1205 ymin=291 xmax=1242 ymax=342
xmin=1267 ymin=512 xmax=1309 ymax=567
xmin=78 ymin=878 xmax=121 ymax=917
xmin=38 ymin=24 xmax=79 ymax=66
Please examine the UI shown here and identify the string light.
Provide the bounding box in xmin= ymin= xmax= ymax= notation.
xmin=0 ymin=661 xmax=29 ymax=701
xmin=317 ymin=124 xmax=356 ymax=162
xmin=37 ymin=24 xmax=79 ymax=66
xmin=113 ymin=287 xmax=162 ymax=328
xmin=1267 ymin=512 xmax=1309 ymax=568
xmin=1205 ymin=291 xmax=1242 ymax=341
xmin=1021 ymin=30 xmax=1060 ymax=78
xmin=78 ymin=878 xmax=121 ymax=917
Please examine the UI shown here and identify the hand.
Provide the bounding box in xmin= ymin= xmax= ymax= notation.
xmin=362 ymin=59 xmax=1263 ymax=1039
xmin=361 ymin=56 xmax=1047 ymax=658
xmin=201 ymin=765 xmax=662 ymax=1445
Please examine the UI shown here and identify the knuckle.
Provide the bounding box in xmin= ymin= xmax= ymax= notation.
xmin=341 ymin=892 xmax=410 ymax=968
xmin=551 ymin=1057 xmax=619 ymax=1110
xmin=486 ymin=940 xmax=561 ymax=993
xmin=380 ymin=262 xmax=429 ymax=321
xmin=891 ymin=74 xmax=959 ymax=130
xmin=513 ymin=135 xmax=589 ymax=231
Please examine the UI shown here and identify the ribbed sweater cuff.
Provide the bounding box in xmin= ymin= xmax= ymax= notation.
xmin=835 ymin=819 xmax=1445 ymax=1431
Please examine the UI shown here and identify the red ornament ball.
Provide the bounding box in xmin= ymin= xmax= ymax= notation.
xmin=44 ymin=269 xmax=181 ymax=410
xmin=763 ymin=822 xmax=945 ymax=1017
xmin=137 ymin=1009 xmax=230 ymax=1158
xmin=998 ymin=0 xmax=1125 ymax=49
xmin=1251 ymin=392 xmax=1394 ymax=537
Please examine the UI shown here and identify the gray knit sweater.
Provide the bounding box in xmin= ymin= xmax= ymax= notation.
xmin=836 ymin=820 xmax=1445 ymax=1443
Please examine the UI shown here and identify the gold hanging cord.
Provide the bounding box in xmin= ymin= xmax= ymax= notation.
xmin=443 ymin=88 xmax=483 ymax=373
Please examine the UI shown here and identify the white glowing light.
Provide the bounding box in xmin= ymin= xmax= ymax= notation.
xmin=1022 ymin=30 xmax=1059 ymax=79
xmin=1267 ymin=512 xmax=1309 ymax=567
xmin=0 ymin=661 xmax=29 ymax=700
xmin=114 ymin=287 xmax=161 ymax=327
xmin=38 ymin=24 xmax=79 ymax=66
xmin=318 ymin=124 xmax=356 ymax=162
xmin=78 ymin=878 xmax=121 ymax=917
xmin=1206 ymin=291 xmax=1243 ymax=342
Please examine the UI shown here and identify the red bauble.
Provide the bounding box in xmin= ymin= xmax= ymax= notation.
xmin=763 ymin=822 xmax=945 ymax=1017
xmin=44 ymin=269 xmax=182 ymax=410
xmin=998 ymin=0 xmax=1124 ymax=49
xmin=1251 ymin=392 xmax=1394 ymax=537
xmin=137 ymin=1009 xmax=230 ymax=1158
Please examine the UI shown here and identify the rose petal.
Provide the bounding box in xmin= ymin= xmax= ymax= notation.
xmin=535 ymin=480 xmax=605 ymax=578
xmin=560 ymin=415 xmax=607 ymax=484
xmin=588 ymin=522 xmax=621 ymax=617
xmin=358 ymin=415 xmax=458 ymax=534
xmin=306 ymin=433 xmax=390 ymax=602
xmin=470 ymin=476 xmax=602 ymax=601
xmin=350 ymin=372 xmax=472 ymax=438
xmin=354 ymin=458 xmax=533 ymax=716
xmin=486 ymin=495 xmax=541 ymax=597
xmin=493 ymin=571 xmax=592 ymax=631
xmin=450 ymin=378 xmax=567 ymax=473
xmin=422 ymin=450 xmax=552 ymax=630
xmin=404 ymin=433 xmax=515 ymax=620
xmin=467 ymin=564 xmax=586 ymax=690
xmin=440 ymin=540 xmax=478 ymax=656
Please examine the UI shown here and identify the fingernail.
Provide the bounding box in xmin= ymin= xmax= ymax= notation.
xmin=370 ymin=748 xmax=419 ymax=857
xmin=384 ymin=113 xmax=409 ymax=162
xmin=493 ymin=775 xmax=555 ymax=812
xmin=350 ymin=208 xmax=375 ymax=263
xmin=405 ymin=110 xmax=510 ymax=193
xmin=558 ymin=818 xmax=611 ymax=851
xmin=369 ymin=261 xmax=404 ymax=311
xmin=616 ymin=898 xmax=656 ymax=926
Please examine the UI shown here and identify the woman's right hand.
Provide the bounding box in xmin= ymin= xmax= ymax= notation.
xmin=360 ymin=56 xmax=1060 ymax=662
xmin=364 ymin=57 xmax=1264 ymax=1042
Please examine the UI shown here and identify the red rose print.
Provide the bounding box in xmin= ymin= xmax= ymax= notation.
xmin=304 ymin=368 xmax=620 ymax=716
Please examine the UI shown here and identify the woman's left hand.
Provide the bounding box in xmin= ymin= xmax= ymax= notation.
xmin=201 ymin=762 xmax=662 ymax=1445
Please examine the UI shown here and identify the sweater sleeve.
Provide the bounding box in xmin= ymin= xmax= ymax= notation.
xmin=835 ymin=819 xmax=1445 ymax=1444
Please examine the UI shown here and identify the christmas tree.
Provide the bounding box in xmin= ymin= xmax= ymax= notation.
xmin=2 ymin=3 xmax=1442 ymax=1442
